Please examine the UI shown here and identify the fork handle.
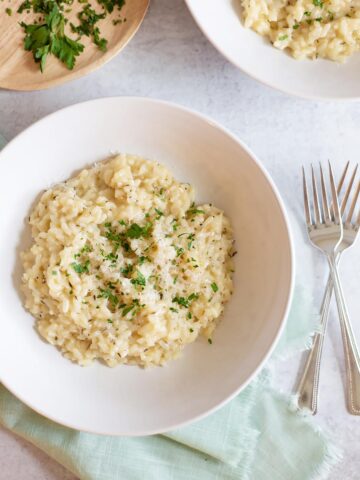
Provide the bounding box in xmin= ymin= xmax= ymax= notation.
xmin=327 ymin=254 xmax=360 ymax=415
xmin=296 ymin=259 xmax=335 ymax=414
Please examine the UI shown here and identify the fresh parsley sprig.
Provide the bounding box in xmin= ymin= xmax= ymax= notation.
xmin=17 ymin=0 xmax=126 ymax=72
xmin=21 ymin=3 xmax=84 ymax=72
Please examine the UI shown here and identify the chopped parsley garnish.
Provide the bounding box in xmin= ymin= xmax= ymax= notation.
xmin=170 ymin=307 xmax=178 ymax=313
xmin=172 ymin=293 xmax=199 ymax=308
xmin=211 ymin=282 xmax=219 ymax=293
xmin=187 ymin=203 xmax=205 ymax=216
xmin=119 ymin=219 xmax=127 ymax=226
xmin=187 ymin=312 xmax=192 ymax=319
xmin=121 ymin=299 xmax=141 ymax=317
xmin=108 ymin=253 xmax=118 ymax=263
xmin=313 ymin=0 xmax=323 ymax=6
xmin=107 ymin=318 xmax=113 ymax=323
xmin=102 ymin=251 xmax=118 ymax=264
xmin=278 ymin=34 xmax=288 ymax=41
xmin=173 ymin=296 xmax=189 ymax=307
xmin=52 ymin=270 xmax=57 ymax=275
xmin=293 ymin=23 xmax=300 ymax=29
xmin=71 ymin=259 xmax=90 ymax=274
xmin=80 ymin=244 xmax=93 ymax=254
xmin=104 ymin=224 xmax=122 ymax=244
xmin=138 ymin=255 xmax=150 ymax=265
xmin=103 ymin=223 xmax=131 ymax=252
xmin=187 ymin=233 xmax=195 ymax=249
xmin=173 ymin=245 xmax=184 ymax=257
xmin=131 ymin=270 xmax=146 ymax=287
xmin=188 ymin=293 xmax=199 ymax=302
xmin=208 ymin=338 xmax=213 ymax=345
xmin=122 ymin=305 xmax=134 ymax=316
xmin=189 ymin=328 xmax=194 ymax=333
xmin=5 ymin=7 xmax=12 ymax=15
xmin=98 ymin=287 xmax=119 ymax=306
xmin=126 ymin=222 xmax=152 ymax=239
xmin=178 ymin=232 xmax=195 ymax=249
xmin=155 ymin=208 xmax=164 ymax=219
xmin=171 ymin=218 xmax=179 ymax=231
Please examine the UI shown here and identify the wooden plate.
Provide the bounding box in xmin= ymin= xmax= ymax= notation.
xmin=0 ymin=0 xmax=149 ymax=91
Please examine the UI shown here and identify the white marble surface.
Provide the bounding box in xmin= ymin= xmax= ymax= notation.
xmin=1 ymin=0 xmax=360 ymax=478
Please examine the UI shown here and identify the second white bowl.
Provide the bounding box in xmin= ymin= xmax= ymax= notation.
xmin=185 ymin=0 xmax=360 ymax=100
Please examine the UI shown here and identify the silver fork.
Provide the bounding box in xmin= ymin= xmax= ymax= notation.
xmin=297 ymin=163 xmax=360 ymax=414
xmin=301 ymin=162 xmax=360 ymax=415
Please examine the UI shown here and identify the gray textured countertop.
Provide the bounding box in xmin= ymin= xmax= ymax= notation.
xmin=1 ymin=0 xmax=360 ymax=478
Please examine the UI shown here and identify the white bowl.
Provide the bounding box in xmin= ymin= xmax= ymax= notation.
xmin=185 ymin=0 xmax=360 ymax=100
xmin=0 ymin=97 xmax=294 ymax=435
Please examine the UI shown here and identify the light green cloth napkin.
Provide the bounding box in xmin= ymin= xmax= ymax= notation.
xmin=0 ymin=134 xmax=341 ymax=480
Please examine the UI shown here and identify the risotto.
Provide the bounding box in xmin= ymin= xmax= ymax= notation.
xmin=241 ymin=0 xmax=360 ymax=61
xmin=21 ymin=154 xmax=234 ymax=367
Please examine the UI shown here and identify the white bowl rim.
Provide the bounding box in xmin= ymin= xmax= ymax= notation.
xmin=184 ymin=0 xmax=360 ymax=102
xmin=0 ymin=96 xmax=295 ymax=435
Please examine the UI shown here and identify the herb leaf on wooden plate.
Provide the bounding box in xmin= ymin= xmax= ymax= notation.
xmin=71 ymin=4 xmax=108 ymax=52
xmin=21 ymin=3 xmax=84 ymax=72
xmin=17 ymin=0 xmax=126 ymax=72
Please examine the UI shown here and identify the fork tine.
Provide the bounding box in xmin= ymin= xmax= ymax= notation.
xmin=337 ymin=161 xmax=350 ymax=195
xmin=311 ymin=165 xmax=321 ymax=224
xmin=302 ymin=166 xmax=312 ymax=226
xmin=329 ymin=162 xmax=350 ymax=218
xmin=320 ymin=163 xmax=331 ymax=222
xmin=328 ymin=161 xmax=341 ymax=224
xmin=341 ymin=164 xmax=358 ymax=216
xmin=346 ymin=180 xmax=360 ymax=224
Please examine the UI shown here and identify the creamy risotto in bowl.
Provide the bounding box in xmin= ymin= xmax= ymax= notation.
xmin=21 ymin=154 xmax=234 ymax=368
xmin=241 ymin=0 xmax=360 ymax=61
xmin=0 ymin=97 xmax=294 ymax=434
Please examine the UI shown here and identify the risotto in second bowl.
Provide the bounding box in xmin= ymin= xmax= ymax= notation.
xmin=21 ymin=154 xmax=235 ymax=367
xmin=241 ymin=0 xmax=360 ymax=62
